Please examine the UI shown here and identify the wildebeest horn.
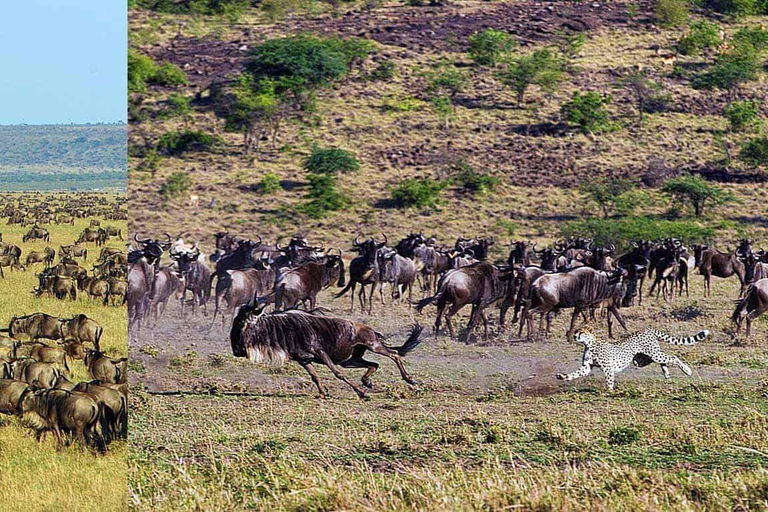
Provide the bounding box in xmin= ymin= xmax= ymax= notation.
xmin=379 ymin=233 xmax=388 ymax=247
xmin=607 ymin=242 xmax=616 ymax=253
xmin=353 ymin=235 xmax=361 ymax=247
xmin=464 ymin=248 xmax=475 ymax=258
xmin=275 ymin=241 xmax=286 ymax=252
xmin=164 ymin=233 xmax=172 ymax=242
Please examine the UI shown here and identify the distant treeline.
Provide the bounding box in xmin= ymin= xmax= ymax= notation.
xmin=0 ymin=124 xmax=127 ymax=170
xmin=0 ymin=170 xmax=126 ymax=192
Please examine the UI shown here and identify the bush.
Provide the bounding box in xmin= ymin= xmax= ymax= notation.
xmin=424 ymin=62 xmax=469 ymax=98
xmin=561 ymin=217 xmax=715 ymax=249
xmin=128 ymin=51 xmax=187 ymax=93
xmin=579 ymin=178 xmax=635 ymax=218
xmin=135 ymin=0 xmax=250 ymax=18
xmin=723 ymin=100 xmax=762 ymax=132
xmin=561 ymin=91 xmax=614 ymax=134
xmin=677 ymin=21 xmax=722 ymax=55
xmin=391 ymin=178 xmax=447 ymax=208
xmin=297 ymin=173 xmax=348 ymax=218
xmin=257 ymin=172 xmax=282 ymax=194
xmin=692 ymin=45 xmax=761 ymax=89
xmin=454 ymin=163 xmax=500 ymax=196
xmin=366 ymin=60 xmax=396 ymax=81
xmin=163 ymin=93 xmax=192 ymax=119
xmin=732 ymin=26 xmax=768 ymax=50
xmin=154 ymin=63 xmax=188 ymax=87
xmin=303 ymin=146 xmax=360 ymax=174
xmin=156 ymin=130 xmax=223 ymax=156
xmin=662 ymin=175 xmax=735 ymax=217
xmin=159 ymin=172 xmax=192 ymax=200
xmin=495 ymin=49 xmax=563 ymax=106
xmin=701 ymin=0 xmax=761 ymax=17
xmin=740 ymin=137 xmax=768 ymax=167
xmin=468 ymin=28 xmax=516 ymax=67
xmin=608 ymin=426 xmax=641 ymax=446
xmin=655 ymin=0 xmax=689 ymax=26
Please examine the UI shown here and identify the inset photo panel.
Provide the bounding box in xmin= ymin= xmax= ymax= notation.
xmin=0 ymin=1 xmax=127 ymax=510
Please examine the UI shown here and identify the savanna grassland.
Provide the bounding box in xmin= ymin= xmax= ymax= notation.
xmin=128 ymin=0 xmax=768 ymax=510
xmin=0 ymin=193 xmax=128 ymax=512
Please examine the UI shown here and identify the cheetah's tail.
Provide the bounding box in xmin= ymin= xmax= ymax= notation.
xmin=661 ymin=329 xmax=709 ymax=345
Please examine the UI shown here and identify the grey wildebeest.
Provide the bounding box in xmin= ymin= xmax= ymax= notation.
xmin=19 ymin=388 xmax=105 ymax=453
xmin=231 ymin=306 xmax=423 ymax=399
xmin=268 ymin=250 xmax=345 ymax=310
xmin=521 ymin=265 xmax=640 ymax=341
xmin=170 ymin=245 xmax=212 ymax=316
xmin=416 ymin=262 xmax=515 ymax=341
xmin=34 ymin=274 xmax=77 ymax=301
xmin=0 ymin=379 xmax=29 ymax=415
xmin=60 ymin=244 xmax=88 ymax=262
xmin=695 ymin=246 xmax=746 ymax=297
xmin=0 ymin=254 xmax=23 ymax=277
xmin=84 ymin=350 xmax=127 ymax=384
xmin=148 ymin=267 xmax=184 ymax=323
xmin=23 ymin=225 xmax=50 ymax=243
xmin=731 ymin=278 xmax=768 ymax=338
xmin=6 ymin=313 xmax=64 ymax=342
xmin=210 ymin=264 xmax=276 ymax=330
xmin=377 ymin=249 xmax=417 ymax=303
xmin=128 ymin=257 xmax=155 ymax=330
xmin=335 ymin=235 xmax=387 ymax=314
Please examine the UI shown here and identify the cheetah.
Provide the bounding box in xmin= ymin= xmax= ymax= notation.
xmin=556 ymin=327 xmax=709 ymax=390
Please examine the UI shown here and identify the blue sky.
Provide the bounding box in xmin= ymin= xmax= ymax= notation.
xmin=0 ymin=0 xmax=126 ymax=125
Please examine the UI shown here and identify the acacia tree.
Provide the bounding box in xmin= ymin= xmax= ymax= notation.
xmin=579 ymin=178 xmax=635 ymax=218
xmin=495 ymin=49 xmax=562 ymax=107
xmin=662 ymin=175 xmax=735 ymax=217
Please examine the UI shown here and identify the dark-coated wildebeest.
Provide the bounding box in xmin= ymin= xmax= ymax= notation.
xmin=34 ymin=274 xmax=77 ymax=301
xmin=84 ymin=350 xmax=127 ymax=384
xmin=731 ymin=278 xmax=768 ymax=338
xmin=268 ymin=251 xmax=345 ymax=310
xmin=395 ymin=232 xmax=428 ymax=259
xmin=335 ymin=235 xmax=387 ymax=314
xmin=500 ymin=265 xmax=548 ymax=331
xmin=415 ymin=262 xmax=514 ymax=341
xmin=19 ymin=388 xmax=105 ymax=453
xmin=0 ymin=379 xmax=29 ymax=415
xmin=617 ymin=240 xmax=652 ymax=304
xmin=171 ymin=246 xmax=212 ymax=316
xmin=25 ymin=250 xmax=49 ymax=268
xmin=521 ymin=265 xmax=640 ymax=341
xmin=61 ymin=314 xmax=103 ymax=351
xmin=98 ymin=247 xmax=122 ymax=262
xmin=101 ymin=226 xmax=123 ymax=241
xmin=6 ymin=313 xmax=64 ymax=342
xmin=455 ymin=236 xmax=495 ymax=261
xmin=507 ymin=241 xmax=534 ymax=267
xmin=77 ymin=275 xmax=111 ymax=305
xmin=76 ymin=227 xmax=101 ymax=245
xmin=129 ymin=233 xmax=172 ymax=269
xmin=23 ymin=225 xmax=50 ymax=243
xmin=72 ymin=381 xmax=127 ymax=442
xmin=60 ymin=244 xmax=88 ymax=262
xmin=210 ymin=266 xmax=276 ymax=330
xmin=744 ymin=251 xmax=768 ymax=285
xmin=648 ymin=245 xmax=686 ymax=302
xmin=231 ymin=306 xmax=423 ymax=400
xmin=697 ymin=247 xmax=746 ymax=297
xmin=106 ymin=277 xmax=127 ymax=306
xmin=0 ymin=254 xmax=23 ymax=277
xmin=3 ymin=358 xmax=62 ymax=389
xmin=378 ymin=249 xmax=417 ymax=303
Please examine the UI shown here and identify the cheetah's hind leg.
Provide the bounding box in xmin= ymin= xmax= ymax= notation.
xmin=651 ymin=351 xmax=693 ymax=377
xmin=632 ymin=353 xmax=654 ymax=368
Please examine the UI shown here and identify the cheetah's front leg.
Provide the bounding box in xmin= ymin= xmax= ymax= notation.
xmin=556 ymin=364 xmax=591 ymax=382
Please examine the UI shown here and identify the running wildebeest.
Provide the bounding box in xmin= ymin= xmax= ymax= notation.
xmin=231 ymin=306 xmax=423 ymax=400
xmin=731 ymin=278 xmax=768 ymax=338
xmin=268 ymin=250 xmax=345 ymax=310
xmin=335 ymin=235 xmax=387 ymax=314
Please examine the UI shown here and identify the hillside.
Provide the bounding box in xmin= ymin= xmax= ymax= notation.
xmin=128 ymin=1 xmax=767 ymax=252
xmin=0 ymin=123 xmax=127 ymax=190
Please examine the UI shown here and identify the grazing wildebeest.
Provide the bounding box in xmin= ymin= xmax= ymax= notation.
xmin=170 ymin=246 xmax=212 ymax=316
xmin=3 ymin=358 xmax=62 ymax=389
xmin=101 ymin=226 xmax=123 ymax=241
xmin=23 ymin=225 xmax=50 ymax=243
xmin=25 ymin=250 xmax=48 ymax=268
xmin=231 ymin=306 xmax=423 ymax=399
xmin=98 ymin=247 xmax=122 ymax=262
xmin=731 ymin=278 xmax=768 ymax=338
xmin=268 ymin=250 xmax=345 ymax=310
xmin=34 ymin=274 xmax=77 ymax=300
xmin=416 ymin=262 xmax=514 ymax=341
xmin=77 ymin=275 xmax=111 ymax=305
xmin=6 ymin=313 xmax=64 ymax=342
xmin=521 ymin=265 xmax=640 ymax=341
xmin=697 ymin=247 xmax=746 ymax=297
xmin=72 ymin=381 xmax=127 ymax=441
xmin=0 ymin=254 xmax=23 ymax=277
xmin=19 ymin=388 xmax=105 ymax=453
xmin=335 ymin=235 xmax=387 ymax=314
xmin=84 ymin=350 xmax=127 ymax=384
xmin=13 ymin=342 xmax=70 ymax=372
xmin=61 ymin=314 xmax=103 ymax=351
xmin=0 ymin=379 xmax=29 ymax=415
xmin=378 ymin=249 xmax=417 ymax=302
xmin=60 ymin=244 xmax=88 ymax=262
xmin=76 ymin=227 xmax=101 ymax=245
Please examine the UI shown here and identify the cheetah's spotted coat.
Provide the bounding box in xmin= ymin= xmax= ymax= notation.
xmin=556 ymin=327 xmax=708 ymax=390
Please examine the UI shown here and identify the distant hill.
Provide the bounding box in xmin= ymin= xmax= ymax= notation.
xmin=0 ymin=123 xmax=126 ymax=191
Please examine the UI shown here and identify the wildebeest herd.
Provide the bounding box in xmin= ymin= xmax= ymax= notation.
xmin=0 ymin=193 xmax=127 ymax=453
xmin=129 ymin=230 xmax=767 ymax=399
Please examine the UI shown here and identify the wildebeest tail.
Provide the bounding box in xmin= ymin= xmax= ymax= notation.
xmin=95 ymin=326 xmax=103 ymax=352
xmin=414 ymin=290 xmax=444 ymax=314
xmin=377 ymin=324 xmax=424 ymax=356
xmin=334 ymin=280 xmax=354 ymax=299
xmin=731 ymin=288 xmax=752 ymax=324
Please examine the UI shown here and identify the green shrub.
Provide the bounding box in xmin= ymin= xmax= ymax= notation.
xmin=579 ymin=178 xmax=635 ymax=218
xmin=662 ymin=175 xmax=735 ymax=217
xmin=391 ymin=178 xmax=447 ymax=208
xmin=701 ymin=0 xmax=760 ymax=17
xmin=495 ymin=49 xmax=563 ymax=106
xmin=136 ymin=0 xmax=250 ymax=18
xmin=740 ymin=137 xmax=768 ymax=167
xmin=468 ymin=28 xmax=516 ymax=66
xmin=258 ymin=172 xmax=283 ymax=194
xmin=723 ymin=100 xmax=762 ymax=132
xmin=159 ymin=172 xmax=192 ymax=200
xmin=692 ymin=45 xmax=761 ymax=89
xmin=164 ymin=94 xmax=192 ymax=119
xmin=677 ymin=21 xmax=722 ymax=55
xmin=366 ymin=60 xmax=396 ymax=81
xmin=297 ymin=173 xmax=348 ymax=218
xmin=561 ymin=91 xmax=614 ymax=134
xmin=154 ymin=62 xmax=188 ymax=87
xmin=561 ymin=217 xmax=715 ymax=249
xmin=423 ymin=62 xmax=469 ymax=98
xmin=655 ymin=0 xmax=689 ymax=26
xmin=608 ymin=426 xmax=641 ymax=446
xmin=732 ymin=26 xmax=768 ymax=50
xmin=303 ymin=146 xmax=360 ymax=174
xmin=128 ymin=50 xmax=187 ymax=93
xmin=156 ymin=130 xmax=223 ymax=156
xmin=454 ymin=163 xmax=499 ymax=196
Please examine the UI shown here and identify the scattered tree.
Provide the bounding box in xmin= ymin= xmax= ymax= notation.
xmin=495 ymin=49 xmax=563 ymax=107
xmin=662 ymin=175 xmax=735 ymax=217
xmin=468 ymin=29 xmax=516 ymax=67
xmin=723 ymin=100 xmax=762 ymax=132
xmin=579 ymin=178 xmax=635 ymax=219
xmin=561 ymin=91 xmax=614 ymax=134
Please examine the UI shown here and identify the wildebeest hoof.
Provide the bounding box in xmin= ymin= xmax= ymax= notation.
xmin=362 ymin=380 xmax=373 ymax=389
xmin=555 ymin=373 xmax=566 ymax=380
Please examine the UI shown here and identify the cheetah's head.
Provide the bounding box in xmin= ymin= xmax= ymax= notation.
xmin=574 ymin=329 xmax=596 ymax=347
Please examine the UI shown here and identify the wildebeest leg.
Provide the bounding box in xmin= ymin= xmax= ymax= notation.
xmin=607 ymin=306 xmax=628 ymax=338
xmin=340 ymin=348 xmax=379 ymax=389
xmin=445 ymin=302 xmax=463 ymax=340
xmin=481 ymin=309 xmax=490 ymax=339
xmin=358 ymin=284 xmax=367 ymax=312
xmin=315 ymin=350 xmax=367 ymax=399
xmin=368 ymin=282 xmax=377 ymax=314
xmin=566 ymin=307 xmax=584 ymax=342
xmin=299 ymin=362 xmax=327 ymax=398
xmin=348 ymin=281 xmax=357 ymax=313
xmin=434 ymin=297 xmax=447 ymax=338
xmin=367 ymin=343 xmax=416 ymax=385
